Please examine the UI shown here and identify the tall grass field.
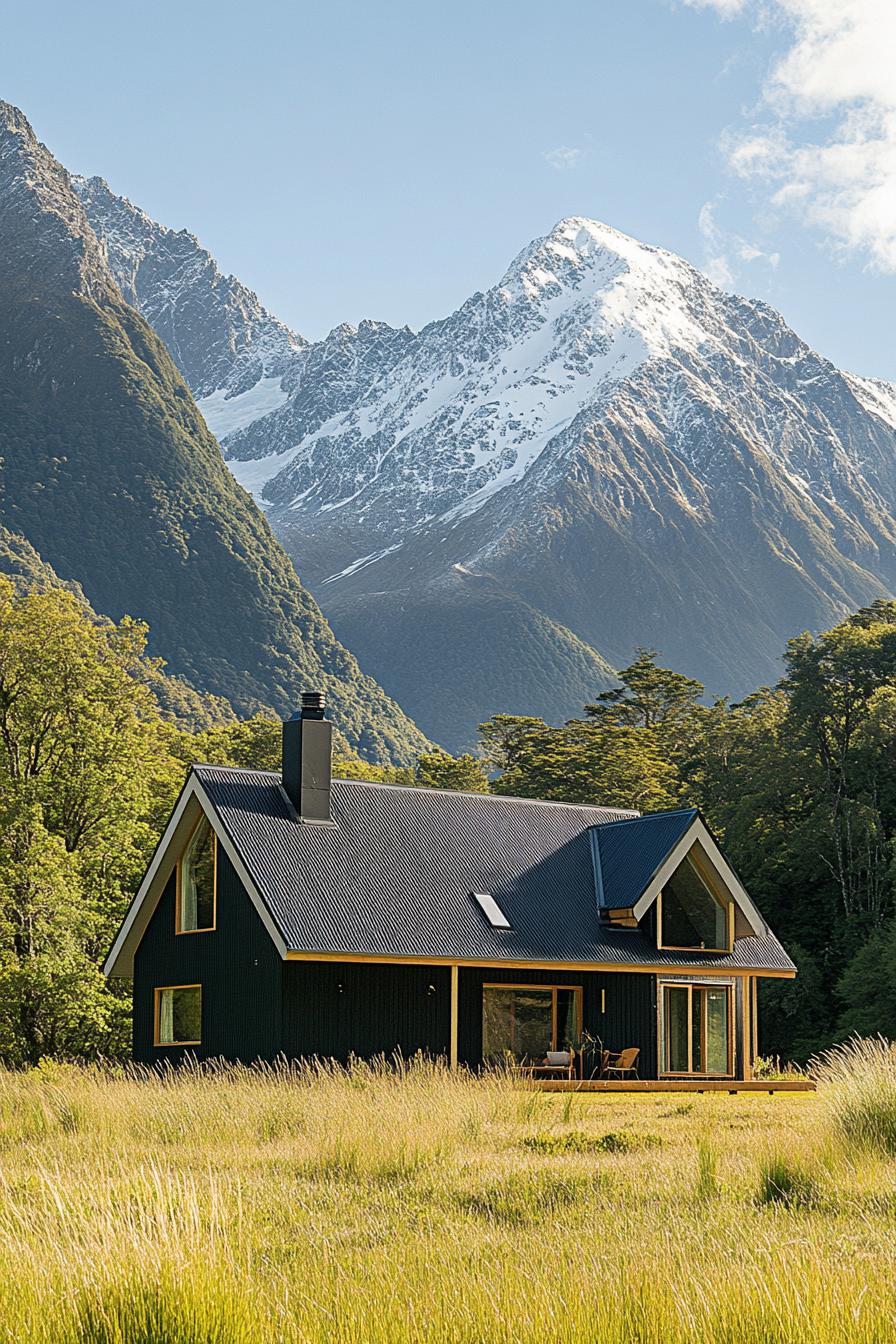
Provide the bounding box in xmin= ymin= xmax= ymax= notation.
xmin=1 ymin=1041 xmax=895 ymax=1343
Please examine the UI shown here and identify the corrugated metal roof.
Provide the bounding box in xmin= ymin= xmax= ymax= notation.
xmin=193 ymin=768 xmax=795 ymax=972
xmin=593 ymin=809 xmax=699 ymax=911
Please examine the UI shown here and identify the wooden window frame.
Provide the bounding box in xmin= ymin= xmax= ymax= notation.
xmin=482 ymin=983 xmax=583 ymax=1055
xmin=153 ymin=984 xmax=202 ymax=1047
xmin=658 ymin=980 xmax=734 ymax=1078
xmin=175 ymin=817 xmax=217 ymax=935
xmin=656 ymin=848 xmax=734 ymax=955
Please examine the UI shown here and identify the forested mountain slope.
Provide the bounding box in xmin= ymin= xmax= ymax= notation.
xmin=0 ymin=102 xmax=429 ymax=762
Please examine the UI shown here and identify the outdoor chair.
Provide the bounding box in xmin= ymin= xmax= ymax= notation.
xmin=604 ymin=1047 xmax=640 ymax=1079
xmin=518 ymin=1050 xmax=577 ymax=1080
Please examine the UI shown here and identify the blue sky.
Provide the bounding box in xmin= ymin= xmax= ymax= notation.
xmin=2 ymin=0 xmax=894 ymax=378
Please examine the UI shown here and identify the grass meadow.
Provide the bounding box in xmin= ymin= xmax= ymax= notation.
xmin=1 ymin=1042 xmax=895 ymax=1343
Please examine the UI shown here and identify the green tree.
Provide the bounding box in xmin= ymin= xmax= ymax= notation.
xmin=481 ymin=714 xmax=679 ymax=812
xmin=836 ymin=921 xmax=896 ymax=1041
xmin=781 ymin=603 xmax=896 ymax=927
xmin=586 ymin=649 xmax=706 ymax=758
xmin=0 ymin=580 xmax=181 ymax=1062
xmin=413 ymin=751 xmax=489 ymax=793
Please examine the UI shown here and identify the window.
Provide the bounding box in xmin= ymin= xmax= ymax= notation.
xmin=660 ymin=983 xmax=731 ymax=1075
xmin=176 ymin=816 xmax=216 ymax=933
xmin=482 ymin=984 xmax=582 ymax=1063
xmin=472 ymin=891 xmax=510 ymax=929
xmin=154 ymin=985 xmax=201 ymax=1046
xmin=658 ymin=851 xmax=732 ymax=952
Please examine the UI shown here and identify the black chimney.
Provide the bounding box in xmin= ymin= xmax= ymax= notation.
xmin=282 ymin=690 xmax=332 ymax=822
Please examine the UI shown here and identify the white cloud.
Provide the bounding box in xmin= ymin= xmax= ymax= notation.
xmin=542 ymin=146 xmax=582 ymax=171
xmin=698 ymin=198 xmax=780 ymax=287
xmin=683 ymin=0 xmax=747 ymax=15
xmin=698 ymin=0 xmax=896 ymax=272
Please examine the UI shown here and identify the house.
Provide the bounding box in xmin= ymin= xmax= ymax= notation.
xmin=104 ymin=692 xmax=795 ymax=1078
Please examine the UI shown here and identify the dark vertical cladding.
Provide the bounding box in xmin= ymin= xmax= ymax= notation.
xmin=282 ymin=961 xmax=451 ymax=1061
xmin=595 ymin=971 xmax=659 ymax=1079
xmin=282 ymin=690 xmax=332 ymax=822
xmin=133 ymin=850 xmax=282 ymax=1064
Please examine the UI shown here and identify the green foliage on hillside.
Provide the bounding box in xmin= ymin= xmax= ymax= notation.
xmin=4 ymin=555 xmax=896 ymax=1065
xmin=0 ymin=269 xmax=428 ymax=763
xmin=327 ymin=577 xmax=618 ymax=752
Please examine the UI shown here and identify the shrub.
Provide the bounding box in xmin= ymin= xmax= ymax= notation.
xmin=70 ymin=1275 xmax=257 ymax=1344
xmin=753 ymin=1055 xmax=805 ymax=1082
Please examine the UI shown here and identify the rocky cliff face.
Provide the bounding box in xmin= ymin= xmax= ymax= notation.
xmin=0 ymin=103 xmax=430 ymax=762
xmin=73 ymin=174 xmax=305 ymax=401
xmin=84 ymin=192 xmax=896 ymax=749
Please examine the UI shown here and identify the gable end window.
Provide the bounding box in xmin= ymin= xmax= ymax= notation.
xmin=657 ymin=850 xmax=733 ymax=953
xmin=154 ymin=985 xmax=201 ymax=1046
xmin=176 ymin=816 xmax=216 ymax=933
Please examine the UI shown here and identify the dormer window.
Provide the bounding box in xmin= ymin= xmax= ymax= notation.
xmin=657 ymin=849 xmax=732 ymax=953
xmin=176 ymin=816 xmax=216 ymax=933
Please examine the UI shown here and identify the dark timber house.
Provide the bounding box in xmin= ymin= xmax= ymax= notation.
xmin=105 ymin=693 xmax=795 ymax=1078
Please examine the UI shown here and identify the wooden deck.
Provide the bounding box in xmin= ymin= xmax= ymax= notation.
xmin=528 ymin=1078 xmax=815 ymax=1094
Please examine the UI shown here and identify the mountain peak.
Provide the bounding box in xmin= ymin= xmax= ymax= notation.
xmin=0 ymin=100 xmax=32 ymax=135
xmin=0 ymin=103 xmax=114 ymax=302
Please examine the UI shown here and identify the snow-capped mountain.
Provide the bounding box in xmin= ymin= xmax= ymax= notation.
xmin=83 ymin=197 xmax=896 ymax=749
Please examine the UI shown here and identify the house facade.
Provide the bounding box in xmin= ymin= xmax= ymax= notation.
xmin=105 ymin=693 xmax=795 ymax=1078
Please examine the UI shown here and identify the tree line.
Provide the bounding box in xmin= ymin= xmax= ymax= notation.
xmin=1 ymin=576 xmax=894 ymax=1063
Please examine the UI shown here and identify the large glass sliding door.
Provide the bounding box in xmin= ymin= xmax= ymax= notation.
xmin=482 ymin=984 xmax=581 ymax=1063
xmin=661 ymin=983 xmax=732 ymax=1075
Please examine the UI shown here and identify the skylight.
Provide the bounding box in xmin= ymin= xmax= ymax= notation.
xmin=472 ymin=891 xmax=511 ymax=929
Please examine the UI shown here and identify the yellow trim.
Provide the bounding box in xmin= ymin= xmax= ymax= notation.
xmin=153 ymin=984 xmax=202 ymax=1047
xmin=449 ymin=965 xmax=459 ymax=1069
xmin=175 ymin=819 xmax=217 ymax=935
xmin=743 ymin=975 xmax=753 ymax=1080
xmin=482 ymin=983 xmax=584 ymax=1052
xmin=658 ymin=981 xmax=735 ymax=1078
xmin=751 ymin=975 xmax=759 ymax=1059
xmin=283 ymin=950 xmax=793 ymax=978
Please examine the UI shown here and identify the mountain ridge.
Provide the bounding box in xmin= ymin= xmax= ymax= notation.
xmin=0 ymin=101 xmax=430 ymax=762
xmin=81 ymin=189 xmax=896 ymax=748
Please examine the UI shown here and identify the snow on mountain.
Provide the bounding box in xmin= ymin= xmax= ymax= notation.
xmin=845 ymin=372 xmax=896 ymax=433
xmin=223 ymin=217 xmax=730 ymax=520
xmin=78 ymin=190 xmax=896 ymax=747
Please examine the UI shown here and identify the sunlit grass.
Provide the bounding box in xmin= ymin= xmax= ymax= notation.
xmin=0 ymin=1051 xmax=893 ymax=1342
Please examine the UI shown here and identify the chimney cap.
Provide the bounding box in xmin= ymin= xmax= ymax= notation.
xmin=300 ymin=689 xmax=327 ymax=718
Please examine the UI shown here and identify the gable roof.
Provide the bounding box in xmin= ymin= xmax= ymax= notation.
xmin=105 ymin=766 xmax=795 ymax=977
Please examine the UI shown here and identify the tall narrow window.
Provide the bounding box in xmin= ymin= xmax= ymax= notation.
xmin=177 ymin=817 xmax=216 ymax=933
xmin=155 ymin=986 xmax=201 ymax=1046
xmin=661 ymin=983 xmax=731 ymax=1075
xmin=658 ymin=851 xmax=731 ymax=952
